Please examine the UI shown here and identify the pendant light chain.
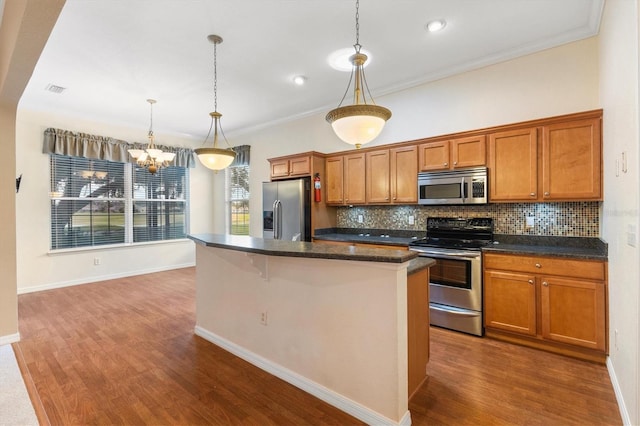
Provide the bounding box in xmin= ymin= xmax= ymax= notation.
xmin=354 ymin=0 xmax=361 ymax=53
xmin=213 ymin=37 xmax=218 ymax=113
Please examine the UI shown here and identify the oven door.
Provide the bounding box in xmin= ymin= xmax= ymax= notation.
xmin=413 ymin=249 xmax=482 ymax=312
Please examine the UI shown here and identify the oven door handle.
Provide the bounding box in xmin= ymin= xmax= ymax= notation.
xmin=430 ymin=304 xmax=481 ymax=317
xmin=412 ymin=250 xmax=480 ymax=260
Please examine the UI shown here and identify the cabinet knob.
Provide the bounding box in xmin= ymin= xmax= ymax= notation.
xmin=444 ymin=162 xmax=448 ymax=166
xmin=535 ymin=263 xmax=541 ymax=268
xmin=542 ymin=281 xmax=549 ymax=287
xmin=544 ymin=192 xmax=550 ymax=196
xmin=530 ymin=192 xmax=536 ymax=197
xmin=453 ymin=161 xmax=457 ymax=165
xmin=528 ymin=279 xmax=534 ymax=285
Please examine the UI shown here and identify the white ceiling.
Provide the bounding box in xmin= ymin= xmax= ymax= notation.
xmin=17 ymin=0 xmax=603 ymax=142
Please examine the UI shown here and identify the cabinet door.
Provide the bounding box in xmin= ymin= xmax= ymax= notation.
xmin=451 ymin=135 xmax=486 ymax=169
xmin=542 ymin=118 xmax=602 ymax=200
xmin=343 ymin=153 xmax=366 ymax=204
xmin=540 ymin=276 xmax=606 ymax=351
xmin=366 ymin=149 xmax=391 ymax=203
xmin=270 ymin=159 xmax=290 ymax=179
xmin=484 ymin=270 xmax=537 ymax=336
xmin=489 ymin=128 xmax=538 ymax=201
xmin=391 ymin=145 xmax=418 ymax=203
xmin=325 ymin=156 xmax=344 ymax=204
xmin=289 ymin=156 xmax=311 ymax=177
xmin=418 ymin=141 xmax=449 ymax=171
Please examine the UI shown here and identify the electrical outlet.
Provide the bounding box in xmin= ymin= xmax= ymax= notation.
xmin=260 ymin=311 xmax=268 ymax=326
xmin=525 ymin=215 xmax=535 ymax=230
xmin=357 ymin=214 xmax=363 ymax=223
xmin=408 ymin=215 xmax=415 ymax=225
xmin=93 ymin=257 xmax=101 ymax=266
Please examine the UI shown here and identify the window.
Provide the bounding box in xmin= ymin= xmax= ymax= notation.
xmin=227 ymin=164 xmax=250 ymax=235
xmin=49 ymin=154 xmax=189 ymax=250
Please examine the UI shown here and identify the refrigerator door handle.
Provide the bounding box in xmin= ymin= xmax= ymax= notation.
xmin=273 ymin=199 xmax=282 ymax=239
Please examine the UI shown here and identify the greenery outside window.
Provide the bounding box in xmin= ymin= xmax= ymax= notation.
xmin=227 ymin=164 xmax=250 ymax=235
xmin=49 ymin=154 xmax=189 ymax=250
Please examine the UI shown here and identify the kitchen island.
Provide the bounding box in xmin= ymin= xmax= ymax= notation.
xmin=188 ymin=234 xmax=433 ymax=426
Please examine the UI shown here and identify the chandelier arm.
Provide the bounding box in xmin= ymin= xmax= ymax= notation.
xmin=360 ymin=67 xmax=377 ymax=106
xmin=217 ymin=116 xmax=233 ymax=149
xmin=336 ymin=68 xmax=355 ymax=108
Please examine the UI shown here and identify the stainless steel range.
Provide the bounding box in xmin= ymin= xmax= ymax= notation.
xmin=408 ymin=217 xmax=494 ymax=336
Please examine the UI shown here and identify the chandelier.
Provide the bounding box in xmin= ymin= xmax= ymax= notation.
xmin=326 ymin=0 xmax=391 ymax=149
xmin=195 ymin=34 xmax=236 ymax=171
xmin=128 ymin=99 xmax=176 ymax=175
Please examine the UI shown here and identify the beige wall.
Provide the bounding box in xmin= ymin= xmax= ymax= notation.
xmin=599 ymin=1 xmax=640 ymax=424
xmin=0 ymin=0 xmax=64 ymax=342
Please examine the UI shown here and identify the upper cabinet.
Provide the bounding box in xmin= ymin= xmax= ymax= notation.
xmin=326 ymin=153 xmax=366 ymax=205
xmin=419 ymin=135 xmax=486 ymax=172
xmin=542 ymin=118 xmax=602 ymax=200
xmin=366 ymin=146 xmax=418 ymax=204
xmin=489 ymin=111 xmax=602 ymax=202
xmin=269 ymin=153 xmax=312 ymax=179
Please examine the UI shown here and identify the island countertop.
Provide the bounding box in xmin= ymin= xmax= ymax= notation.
xmin=188 ymin=233 xmax=419 ymax=263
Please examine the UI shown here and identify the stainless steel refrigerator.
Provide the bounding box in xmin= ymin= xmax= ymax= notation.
xmin=262 ymin=177 xmax=311 ymax=241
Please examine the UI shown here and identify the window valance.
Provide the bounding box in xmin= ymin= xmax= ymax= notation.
xmin=231 ymin=144 xmax=250 ymax=166
xmin=42 ymin=128 xmax=196 ymax=168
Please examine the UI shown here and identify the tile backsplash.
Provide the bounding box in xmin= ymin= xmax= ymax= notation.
xmin=336 ymin=202 xmax=601 ymax=237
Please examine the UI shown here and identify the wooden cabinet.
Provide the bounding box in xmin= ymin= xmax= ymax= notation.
xmin=365 ymin=145 xmax=418 ymax=204
xmin=542 ymin=118 xmax=602 ymax=200
xmin=484 ymin=252 xmax=607 ymax=362
xmin=488 ymin=113 xmax=602 ymax=202
xmin=269 ymin=154 xmax=311 ymax=179
xmin=325 ymin=153 xmax=366 ymax=205
xmin=418 ymin=135 xmax=486 ymax=172
xmin=407 ymin=266 xmax=429 ymax=400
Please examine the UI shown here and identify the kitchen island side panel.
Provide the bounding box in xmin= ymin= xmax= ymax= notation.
xmin=194 ymin=244 xmax=410 ymax=424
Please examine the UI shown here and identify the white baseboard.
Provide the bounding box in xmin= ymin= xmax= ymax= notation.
xmin=18 ymin=263 xmax=195 ymax=294
xmin=0 ymin=333 xmax=20 ymax=346
xmin=194 ymin=326 xmax=411 ymax=426
xmin=607 ymin=356 xmax=632 ymax=425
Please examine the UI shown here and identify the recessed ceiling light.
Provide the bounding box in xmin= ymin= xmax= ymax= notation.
xmin=328 ymin=47 xmax=372 ymax=72
xmin=293 ymin=75 xmax=307 ymax=86
xmin=425 ymin=19 xmax=447 ymax=33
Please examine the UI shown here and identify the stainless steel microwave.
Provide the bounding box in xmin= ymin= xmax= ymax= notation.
xmin=418 ymin=167 xmax=488 ymax=205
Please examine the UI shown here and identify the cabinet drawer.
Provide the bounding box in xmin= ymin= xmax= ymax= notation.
xmin=484 ymin=253 xmax=605 ymax=280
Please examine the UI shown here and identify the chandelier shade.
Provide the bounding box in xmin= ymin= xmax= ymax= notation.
xmin=128 ymin=99 xmax=175 ymax=174
xmin=326 ymin=0 xmax=391 ymax=149
xmin=195 ymin=34 xmax=236 ymax=171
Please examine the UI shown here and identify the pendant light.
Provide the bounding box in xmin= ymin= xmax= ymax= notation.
xmin=195 ymin=34 xmax=236 ymax=171
xmin=128 ymin=99 xmax=176 ymax=175
xmin=326 ymin=0 xmax=391 ymax=149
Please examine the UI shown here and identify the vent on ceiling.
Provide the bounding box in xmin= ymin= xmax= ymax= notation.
xmin=45 ymin=84 xmax=66 ymax=94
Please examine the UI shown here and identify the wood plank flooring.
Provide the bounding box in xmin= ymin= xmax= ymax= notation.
xmin=17 ymin=267 xmax=621 ymax=425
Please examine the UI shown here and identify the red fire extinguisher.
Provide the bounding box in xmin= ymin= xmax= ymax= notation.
xmin=314 ymin=173 xmax=322 ymax=202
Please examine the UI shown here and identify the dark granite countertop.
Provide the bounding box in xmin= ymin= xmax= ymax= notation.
xmin=314 ymin=228 xmax=608 ymax=261
xmin=188 ymin=233 xmax=418 ymax=264
xmin=483 ymin=234 xmax=608 ymax=260
xmin=408 ymin=257 xmax=436 ymax=274
xmin=313 ymin=228 xmax=423 ymax=247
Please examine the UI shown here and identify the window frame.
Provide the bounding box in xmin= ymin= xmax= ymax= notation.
xmin=49 ymin=154 xmax=190 ymax=252
xmin=226 ymin=164 xmax=250 ymax=235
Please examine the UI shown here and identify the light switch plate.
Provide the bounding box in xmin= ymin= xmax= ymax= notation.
xmin=627 ymin=224 xmax=637 ymax=247
xmin=408 ymin=215 xmax=415 ymax=225
xmin=525 ymin=216 xmax=535 ymax=229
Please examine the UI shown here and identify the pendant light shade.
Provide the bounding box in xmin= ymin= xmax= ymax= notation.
xmin=195 ymin=34 xmax=236 ymax=171
xmin=326 ymin=0 xmax=391 ymax=149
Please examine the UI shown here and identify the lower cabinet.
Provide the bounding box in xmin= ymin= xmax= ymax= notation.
xmin=484 ymin=253 xmax=607 ymax=362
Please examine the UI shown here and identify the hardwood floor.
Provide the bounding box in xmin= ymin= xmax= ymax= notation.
xmin=17 ymin=267 xmax=621 ymax=425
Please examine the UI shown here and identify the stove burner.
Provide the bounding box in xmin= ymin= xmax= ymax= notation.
xmin=409 ymin=217 xmax=494 ymax=250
